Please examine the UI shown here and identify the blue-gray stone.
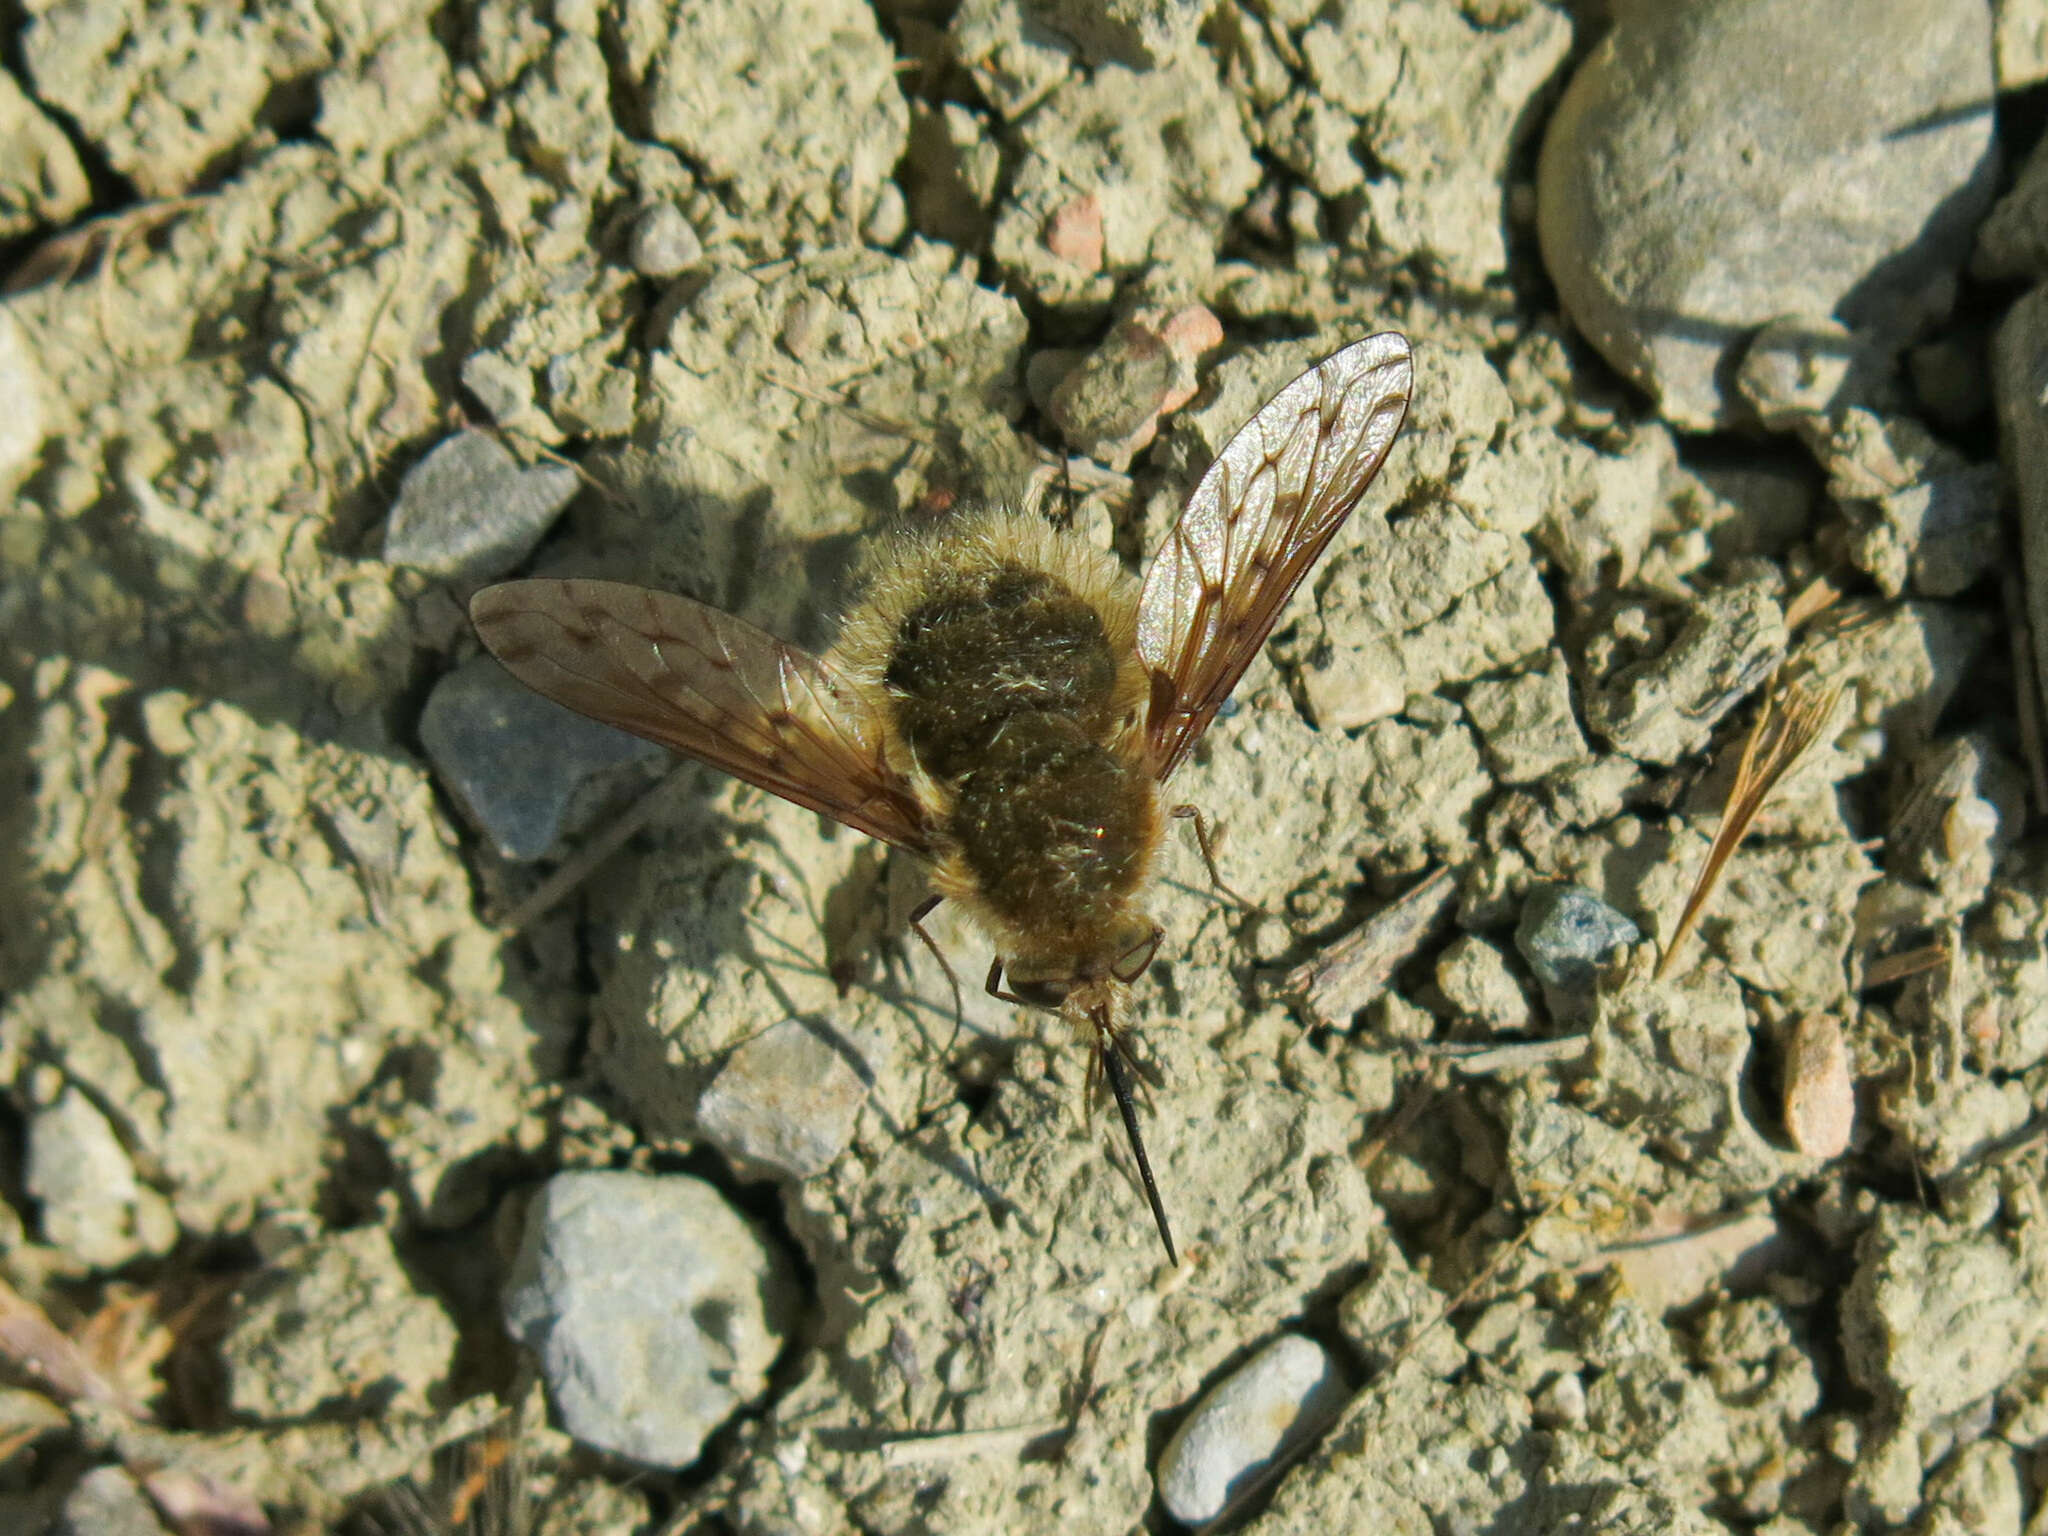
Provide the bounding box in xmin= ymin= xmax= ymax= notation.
xmin=383 ymin=431 xmax=578 ymax=583
xmin=420 ymin=653 xmax=663 ymax=862
xmin=503 ymin=1172 xmax=797 ymax=1468
xmin=1514 ymin=883 xmax=1641 ymax=1009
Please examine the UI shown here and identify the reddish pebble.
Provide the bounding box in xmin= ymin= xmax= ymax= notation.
xmin=1148 ymin=304 xmax=1225 ymax=416
xmin=1783 ymin=1012 xmax=1854 ymax=1158
xmin=1043 ymin=194 xmax=1105 ymax=272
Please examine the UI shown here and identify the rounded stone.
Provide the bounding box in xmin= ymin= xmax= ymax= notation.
xmin=1155 ymin=1334 xmax=1348 ymax=1525
xmin=1537 ymin=0 xmax=1996 ymax=430
xmin=695 ymin=1018 xmax=867 ymax=1179
xmin=502 ymin=1171 xmax=797 ymax=1468
xmin=382 ymin=430 xmax=578 ymax=583
xmin=626 ymin=201 xmax=703 ymax=277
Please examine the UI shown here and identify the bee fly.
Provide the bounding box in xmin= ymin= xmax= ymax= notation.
xmin=470 ymin=332 xmax=1413 ymax=1264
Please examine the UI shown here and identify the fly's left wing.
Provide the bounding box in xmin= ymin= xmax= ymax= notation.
xmin=471 ymin=579 xmax=933 ymax=852
xmin=1136 ymin=332 xmax=1412 ymax=780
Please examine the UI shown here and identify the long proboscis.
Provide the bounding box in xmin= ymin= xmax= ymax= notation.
xmin=1096 ymin=1015 xmax=1178 ymax=1266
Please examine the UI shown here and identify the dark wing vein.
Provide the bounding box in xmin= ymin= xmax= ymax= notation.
xmin=470 ymin=578 xmax=931 ymax=851
xmin=1137 ymin=332 xmax=1413 ymax=780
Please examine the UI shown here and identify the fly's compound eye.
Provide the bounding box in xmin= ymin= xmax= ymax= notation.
xmin=1010 ymin=977 xmax=1074 ymax=1010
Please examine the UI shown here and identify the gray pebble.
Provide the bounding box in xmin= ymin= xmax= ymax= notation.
xmin=27 ymin=1085 xmax=177 ymax=1270
xmin=53 ymin=1466 xmax=168 ymax=1536
xmin=1514 ymin=883 xmax=1640 ymax=1018
xmin=626 ymin=201 xmax=703 ymax=277
xmin=503 ymin=1171 xmax=797 ymax=1468
xmin=421 ymin=652 xmax=664 ymax=862
xmin=460 ymin=350 xmax=541 ymax=429
xmin=1155 ymin=1334 xmax=1347 ymax=1525
xmin=696 ymin=1018 xmax=867 ymax=1179
xmin=1537 ymin=0 xmax=1996 ymax=430
xmin=383 ymin=431 xmax=578 ymax=584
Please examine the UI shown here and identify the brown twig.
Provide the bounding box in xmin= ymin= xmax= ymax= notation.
xmin=1285 ymin=866 xmax=1458 ymax=1028
xmin=1861 ymin=938 xmax=1953 ymax=990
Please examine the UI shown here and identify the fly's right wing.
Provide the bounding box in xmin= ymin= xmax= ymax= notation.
xmin=1137 ymin=333 xmax=1413 ymax=780
xmin=470 ymin=579 xmax=934 ymax=853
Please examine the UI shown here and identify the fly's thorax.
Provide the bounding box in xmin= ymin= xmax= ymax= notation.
xmin=885 ymin=563 xmax=1123 ymax=782
xmin=826 ymin=506 xmax=1157 ymax=961
xmin=827 ymin=508 xmax=1148 ymax=770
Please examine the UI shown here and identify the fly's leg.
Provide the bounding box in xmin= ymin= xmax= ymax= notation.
xmin=908 ymin=894 xmax=963 ymax=1051
xmin=984 ymin=955 xmax=1031 ymax=1009
xmin=1169 ymin=803 xmax=1256 ymax=911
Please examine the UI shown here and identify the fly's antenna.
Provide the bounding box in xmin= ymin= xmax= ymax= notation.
xmin=1096 ymin=1008 xmax=1178 ymax=1265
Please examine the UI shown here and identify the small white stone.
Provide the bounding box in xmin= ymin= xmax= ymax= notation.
xmin=1155 ymin=1334 xmax=1348 ymax=1525
xmin=1533 ymin=1371 xmax=1587 ymax=1428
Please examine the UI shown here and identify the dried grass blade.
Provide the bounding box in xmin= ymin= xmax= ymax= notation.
xmin=1656 ymin=678 xmax=1843 ymax=981
xmin=1783 ymin=572 xmax=1843 ymax=630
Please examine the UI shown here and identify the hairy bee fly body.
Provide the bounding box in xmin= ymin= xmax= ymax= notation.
xmin=471 ymin=332 xmax=1414 ymax=1264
